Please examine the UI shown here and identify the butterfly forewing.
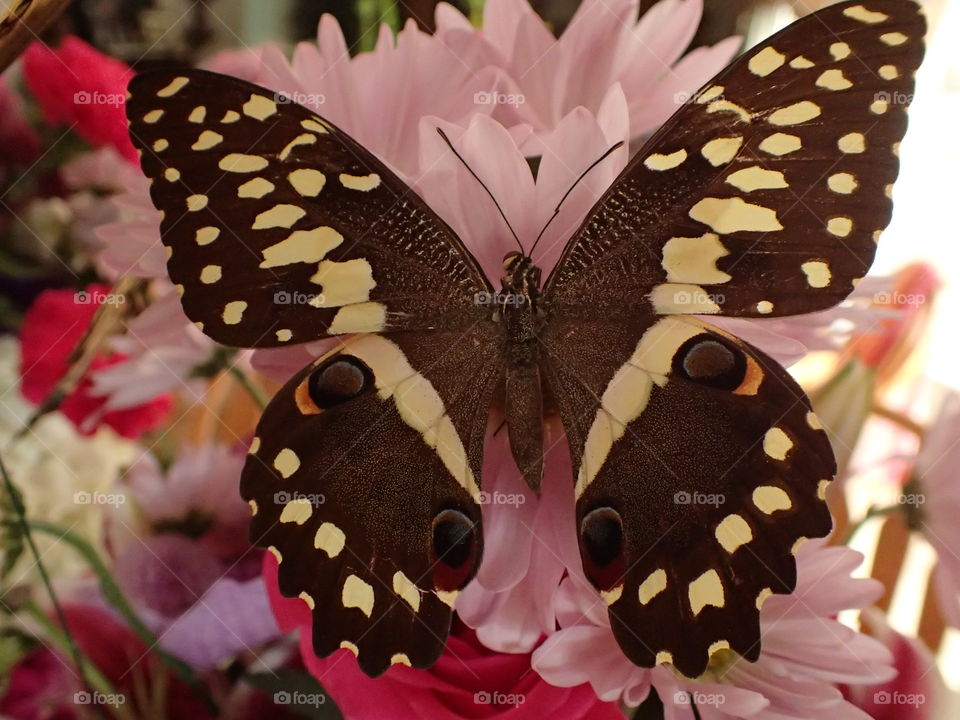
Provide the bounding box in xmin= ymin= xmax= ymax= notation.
xmin=125 ymin=70 xmax=490 ymax=348
xmin=546 ymin=0 xmax=925 ymax=318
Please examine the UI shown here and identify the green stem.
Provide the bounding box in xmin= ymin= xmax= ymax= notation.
xmin=844 ymin=504 xmax=903 ymax=544
xmin=227 ymin=365 xmax=268 ymax=410
xmin=27 ymin=519 xmax=218 ymax=714
xmin=0 ymin=454 xmax=99 ymax=710
xmin=24 ymin=601 xmax=136 ymax=720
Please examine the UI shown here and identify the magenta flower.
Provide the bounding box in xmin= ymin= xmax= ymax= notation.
xmin=533 ymin=540 xmax=894 ymax=718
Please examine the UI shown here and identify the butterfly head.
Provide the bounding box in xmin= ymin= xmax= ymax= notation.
xmin=500 ymin=252 xmax=541 ymax=298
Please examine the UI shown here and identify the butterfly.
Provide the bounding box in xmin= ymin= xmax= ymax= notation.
xmin=125 ymin=0 xmax=924 ymax=679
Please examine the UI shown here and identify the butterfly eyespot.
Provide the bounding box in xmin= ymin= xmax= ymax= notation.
xmin=673 ymin=335 xmax=747 ymax=391
xmin=580 ymin=507 xmax=625 ymax=591
xmin=430 ymin=509 xmax=478 ymax=591
xmin=307 ymin=354 xmax=374 ymax=409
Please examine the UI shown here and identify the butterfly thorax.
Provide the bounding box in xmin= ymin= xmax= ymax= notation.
xmin=498 ymin=252 xmax=544 ymax=365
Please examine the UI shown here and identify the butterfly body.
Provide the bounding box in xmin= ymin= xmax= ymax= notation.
xmin=125 ymin=0 xmax=925 ymax=680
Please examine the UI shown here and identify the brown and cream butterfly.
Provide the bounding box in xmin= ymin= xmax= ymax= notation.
xmin=125 ymin=0 xmax=925 ymax=679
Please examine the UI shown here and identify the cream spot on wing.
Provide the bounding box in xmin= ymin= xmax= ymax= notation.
xmin=638 ymin=569 xmax=668 ymax=605
xmin=716 ymin=514 xmax=752 ymax=554
xmin=393 ymin=571 xmax=421 ymax=612
xmin=299 ymin=592 xmax=315 ymax=610
xmin=309 ymin=258 xmax=376 ymax=307
xmin=838 ymin=133 xmax=866 ymax=153
xmin=689 ymin=197 xmax=783 ymax=234
xmin=174 ymin=283 xmax=183 ymax=297
xmin=759 ymin=133 xmax=801 ymax=156
xmin=342 ymin=575 xmax=374 ymax=617
xmin=661 ymin=233 xmax=731 ymax=284
xmin=152 ymin=138 xmax=169 ymax=152
xmin=219 ymin=153 xmax=269 ymax=173
xmin=757 ymin=300 xmax=774 ymax=314
xmin=280 ymin=133 xmax=317 ymax=160
xmin=768 ymin=100 xmax=821 ymax=125
xmin=827 ymin=217 xmax=854 ymax=237
xmin=221 ymin=110 xmax=240 ymax=123
xmin=156 ymin=76 xmax=189 ymax=97
xmin=249 ymin=437 xmax=260 ymax=454
xmin=165 ymin=246 xmax=174 ymax=260
xmin=194 ymin=322 xmax=204 ymax=331
xmin=164 ymin=167 xmax=180 ymax=182
xmin=801 ymin=260 xmax=832 ymax=288
xmin=188 ymin=105 xmax=206 ymax=123
xmin=790 ymin=56 xmax=814 ymax=69
xmin=817 ymin=479 xmax=831 ymax=500
xmin=327 ymin=302 xmax=387 ymax=334
xmin=817 ymin=69 xmax=853 ymax=91
xmin=873 ymin=230 xmax=883 ymax=243
xmin=885 ymin=184 xmax=894 ymax=199
xmin=279 ymin=497 xmax=313 ymax=525
xmin=689 ymin=570 xmax=725 ymax=616
xmin=195 ymin=226 xmax=219 ymax=245
xmin=200 ymin=264 xmax=222 ymax=284
xmin=276 ymin=329 xmax=293 ymax=342
xmin=828 ymin=172 xmax=858 ymax=194
xmin=435 ymin=589 xmax=458 ymax=607
xmin=186 ymin=194 xmax=208 ymax=211
xmin=391 ymin=654 xmax=411 ymax=666
xmin=301 ymin=118 xmax=329 ymax=134
xmin=314 ymin=522 xmax=346 ymax=557
xmin=339 ymin=641 xmax=358 ymax=656
xmin=655 ymin=651 xmax=674 ymax=665
xmin=643 ymin=149 xmax=687 ymax=171
xmin=237 ymin=177 xmax=275 ymax=199
xmin=753 ymin=486 xmax=792 ymax=514
xmin=191 ymin=130 xmax=223 ymax=151
xmin=844 ymin=5 xmax=889 ymax=23
xmin=600 ymin=586 xmax=623 ymax=605
xmin=253 ymin=204 xmax=306 ymax=230
xmin=792 ymin=537 xmax=808 ymax=555
xmin=830 ymin=42 xmax=851 ymax=60
xmin=248 ymin=499 xmax=258 ymax=515
xmin=763 ymin=427 xmax=793 ymax=460
xmin=709 ymin=640 xmax=731 ymax=656
xmin=340 ymin=173 xmax=382 ymax=191
xmin=807 ymin=412 xmax=824 ymax=430
xmin=706 ymin=99 xmax=752 ymax=123
xmin=143 ymin=109 xmax=164 ymax=123
xmin=748 ymin=46 xmax=786 ymax=76
xmin=701 ymin=137 xmax=743 ymax=166
xmin=879 ymin=64 xmax=899 ymax=80
xmin=222 ymin=300 xmax=247 ymax=325
xmin=268 ymin=546 xmax=282 ymax=563
xmin=576 ymin=410 xmax=617 ymax=495
xmin=892 ymin=142 xmax=901 ymax=156
xmin=871 ymin=99 xmax=889 ymax=115
xmin=243 ymin=93 xmax=277 ymax=120
xmin=880 ymin=32 xmax=908 ymax=46
xmin=288 ymin=168 xmax=327 ymax=197
xmin=756 ymin=588 xmax=773 ymax=609
xmin=696 ymin=85 xmax=724 ymax=104
xmin=726 ymin=166 xmax=788 ymax=192
xmin=259 ymin=226 xmax=344 ymax=267
xmin=273 ymin=448 xmax=300 ymax=478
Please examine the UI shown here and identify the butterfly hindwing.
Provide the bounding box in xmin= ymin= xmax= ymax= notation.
xmin=541 ymin=315 xmax=833 ymax=678
xmin=546 ymin=0 xmax=925 ymax=318
xmin=125 ymin=70 xmax=491 ymax=348
xmin=241 ymin=327 xmax=502 ymax=676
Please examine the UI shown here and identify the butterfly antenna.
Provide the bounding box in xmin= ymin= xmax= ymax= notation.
xmin=436 ymin=127 xmax=524 ymax=254
xmin=528 ymin=140 xmax=625 ymax=257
